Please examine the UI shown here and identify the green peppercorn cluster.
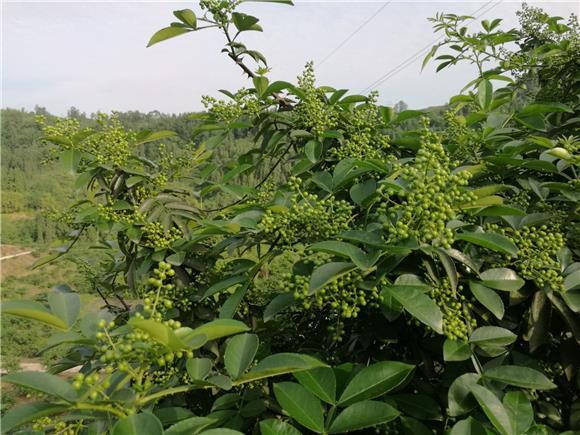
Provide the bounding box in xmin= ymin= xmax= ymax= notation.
xmin=429 ymin=281 xmax=475 ymax=340
xmin=46 ymin=208 xmax=75 ymax=226
xmin=85 ymin=114 xmax=136 ymax=166
xmin=202 ymin=88 xmax=261 ymax=123
xmin=157 ymin=142 xmax=201 ymax=181
xmin=380 ymin=128 xmax=476 ymax=247
xmin=443 ymin=110 xmax=482 ymax=161
xmin=200 ymin=0 xmax=241 ymax=26
xmin=90 ymin=315 xmax=192 ymax=397
xmin=281 ymin=255 xmax=381 ymax=338
xmin=494 ymin=224 xmax=565 ymax=291
xmin=142 ymin=221 xmax=182 ymax=250
xmin=38 ymin=116 xmax=82 ymax=143
xmin=260 ymin=178 xmax=352 ymax=245
xmin=295 ymin=62 xmax=338 ymax=136
xmin=142 ymin=261 xmax=185 ymax=317
xmin=38 ymin=116 xmax=85 ymax=165
xmin=510 ymin=189 xmax=531 ymax=209
xmin=40 ymin=113 xmax=138 ymax=168
xmin=332 ymin=91 xmax=390 ymax=160
xmin=96 ymin=204 xmax=135 ymax=225
xmin=32 ymin=416 xmax=79 ymax=434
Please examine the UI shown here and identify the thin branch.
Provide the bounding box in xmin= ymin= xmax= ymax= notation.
xmin=201 ymin=141 xmax=293 ymax=213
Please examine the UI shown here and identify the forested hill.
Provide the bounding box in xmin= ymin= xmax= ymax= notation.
xmin=0 ymin=108 xmax=219 ymax=245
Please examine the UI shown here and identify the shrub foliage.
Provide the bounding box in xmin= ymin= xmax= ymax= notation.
xmin=2 ymin=1 xmax=579 ymax=434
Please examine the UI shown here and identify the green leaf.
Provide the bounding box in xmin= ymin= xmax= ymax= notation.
xmin=166 ymin=251 xmax=186 ymax=266
xmin=400 ymin=416 xmax=433 ymax=435
xmin=563 ymin=289 xmax=580 ymax=313
xmin=165 ymin=417 xmax=216 ymax=435
xmin=274 ymin=382 xmax=324 ymax=433
xmin=523 ymin=425 xmax=557 ymax=435
xmin=263 ymin=293 xmax=295 ymax=322
xmin=422 ymin=44 xmax=439 ymax=70
xmin=338 ymin=95 xmax=367 ymax=105
xmin=203 ymin=275 xmax=247 ymax=299
xmin=48 ymin=285 xmax=80 ymax=328
xmin=186 ymin=358 xmax=212 ymax=381
xmin=350 ymin=179 xmax=376 ymax=206
xmin=449 ymin=417 xmax=491 ymax=435
xmin=338 ymin=361 xmax=414 ymax=406
xmin=260 ymin=419 xmax=302 ymax=435
xmin=112 ymin=413 xmax=164 ymax=435
xmin=305 ymin=140 xmax=322 ymax=163
xmin=225 ymin=333 xmax=259 ymax=379
xmin=564 ymin=269 xmax=580 ymax=291
xmin=381 ymin=285 xmax=443 ymax=334
xmin=173 ymin=327 xmax=208 ymax=349
xmin=236 ymin=353 xmax=327 ymax=384
xmin=153 ymin=406 xmax=194 ymax=426
xmin=253 ymin=76 xmax=269 ymax=97
xmin=484 ymin=366 xmax=556 ymax=390
xmin=515 ymin=114 xmax=546 ymax=131
xmin=520 ymin=102 xmax=573 ymax=116
xmin=1 ymin=300 xmax=68 ymax=330
xmin=329 ymin=400 xmax=399 ymax=433
xmin=232 ymin=12 xmax=262 ymax=32
xmin=129 ymin=318 xmax=187 ymax=351
xmin=147 ymin=26 xmax=192 ymax=47
xmin=395 ymin=110 xmax=424 ymax=123
xmin=476 ymin=205 xmax=526 ymax=217
xmin=60 ymin=148 xmax=81 ymax=174
xmin=200 ymin=430 xmax=244 ymax=435
xmin=470 ymin=326 xmax=516 ymax=347
xmin=2 ymin=372 xmax=77 ymax=402
xmin=469 ymin=282 xmax=504 ymax=319
xmin=479 ymin=268 xmax=525 ymax=291
xmin=448 ymin=373 xmax=480 ymax=416
xmin=471 ymin=384 xmax=513 ymax=435
xmin=456 ymin=232 xmax=518 ymax=256
xmin=309 ymin=242 xmax=374 ymax=270
xmin=394 ymin=394 xmax=441 ymax=420
xmin=444 ymin=338 xmax=472 ymax=361
xmin=173 ymin=9 xmax=197 ymax=28
xmin=42 ymin=330 xmax=92 ymax=353
xmin=0 ymin=402 xmax=68 ymax=433
xmin=189 ymin=319 xmax=250 ymax=341
xmin=309 ymin=262 xmax=356 ymax=294
xmin=294 ymin=367 xmax=336 ymax=404
xmin=477 ymin=80 xmax=493 ymax=110
xmin=134 ymin=130 xmax=178 ymax=145
xmin=503 ymin=391 xmax=534 ymax=434
xmin=264 ymin=80 xmax=293 ymax=95
xmin=219 ymin=282 xmax=250 ymax=319
xmin=339 ymin=230 xmax=385 ymax=247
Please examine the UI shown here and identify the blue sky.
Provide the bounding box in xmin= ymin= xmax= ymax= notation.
xmin=2 ymin=1 xmax=578 ymax=115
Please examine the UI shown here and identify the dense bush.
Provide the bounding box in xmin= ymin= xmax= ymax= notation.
xmin=2 ymin=2 xmax=579 ymax=434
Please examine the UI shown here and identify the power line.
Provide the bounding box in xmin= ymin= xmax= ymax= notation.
xmin=318 ymin=1 xmax=393 ymax=67
xmin=360 ymin=0 xmax=501 ymax=94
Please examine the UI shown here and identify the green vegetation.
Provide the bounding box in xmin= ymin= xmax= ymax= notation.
xmin=1 ymin=2 xmax=579 ymax=434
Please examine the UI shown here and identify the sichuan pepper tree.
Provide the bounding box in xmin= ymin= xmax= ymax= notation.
xmin=2 ymin=1 xmax=579 ymax=434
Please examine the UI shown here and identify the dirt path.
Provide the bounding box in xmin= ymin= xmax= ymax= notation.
xmin=0 ymin=245 xmax=36 ymax=281
xmin=0 ymin=251 xmax=33 ymax=261
xmin=1 ymin=359 xmax=81 ymax=376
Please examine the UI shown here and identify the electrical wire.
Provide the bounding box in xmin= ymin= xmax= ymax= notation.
xmin=318 ymin=1 xmax=393 ymax=67
xmin=360 ymin=0 xmax=502 ymax=94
